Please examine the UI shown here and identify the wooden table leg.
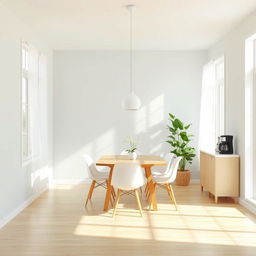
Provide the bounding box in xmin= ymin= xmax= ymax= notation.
xmin=103 ymin=166 xmax=114 ymax=211
xmin=144 ymin=166 xmax=158 ymax=211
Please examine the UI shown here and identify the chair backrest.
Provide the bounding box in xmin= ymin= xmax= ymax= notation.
xmin=163 ymin=153 xmax=175 ymax=173
xmin=164 ymin=153 xmax=174 ymax=162
xmin=168 ymin=156 xmax=183 ymax=183
xmin=83 ymin=154 xmax=100 ymax=179
xmin=111 ymin=163 xmax=146 ymax=191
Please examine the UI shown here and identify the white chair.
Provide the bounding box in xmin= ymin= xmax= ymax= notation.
xmin=152 ymin=156 xmax=182 ymax=210
xmin=145 ymin=153 xmax=174 ymax=196
xmin=83 ymin=155 xmax=113 ymax=206
xmin=111 ymin=163 xmax=146 ymax=217
xmin=151 ymin=153 xmax=175 ymax=176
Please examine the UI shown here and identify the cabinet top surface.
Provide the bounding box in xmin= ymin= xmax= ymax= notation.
xmin=200 ymin=150 xmax=239 ymax=158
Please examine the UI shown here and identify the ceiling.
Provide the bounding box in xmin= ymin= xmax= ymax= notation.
xmin=1 ymin=0 xmax=256 ymax=50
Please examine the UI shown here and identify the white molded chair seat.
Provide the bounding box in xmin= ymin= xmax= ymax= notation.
xmin=152 ymin=173 xmax=172 ymax=183
xmin=111 ymin=163 xmax=146 ymax=217
xmin=83 ymin=155 xmax=113 ymax=207
xmin=152 ymin=156 xmax=182 ymax=210
xmin=83 ymin=155 xmax=109 ymax=181
xmin=153 ymin=156 xmax=182 ymax=184
xmin=97 ymin=166 xmax=110 ymax=173
xmin=151 ymin=153 xmax=174 ymax=176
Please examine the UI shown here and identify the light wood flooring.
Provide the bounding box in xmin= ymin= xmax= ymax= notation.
xmin=0 ymin=184 xmax=256 ymax=256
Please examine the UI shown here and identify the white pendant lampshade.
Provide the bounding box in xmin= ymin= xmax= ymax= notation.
xmin=122 ymin=92 xmax=141 ymax=110
xmin=122 ymin=4 xmax=141 ymax=110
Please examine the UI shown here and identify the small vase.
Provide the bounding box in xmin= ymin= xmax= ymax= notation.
xmin=130 ymin=152 xmax=137 ymax=160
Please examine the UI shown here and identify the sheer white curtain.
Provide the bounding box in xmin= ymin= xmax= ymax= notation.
xmin=199 ymin=61 xmax=216 ymax=153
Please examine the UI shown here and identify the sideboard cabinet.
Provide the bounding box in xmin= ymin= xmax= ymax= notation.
xmin=200 ymin=151 xmax=240 ymax=203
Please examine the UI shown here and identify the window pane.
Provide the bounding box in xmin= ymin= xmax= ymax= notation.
xmin=22 ymin=48 xmax=26 ymax=70
xmin=21 ymin=42 xmax=31 ymax=163
xmin=21 ymin=41 xmax=42 ymax=164
xmin=22 ymin=77 xmax=28 ymax=104
xmin=22 ymin=105 xmax=29 ymax=134
xmin=22 ymin=134 xmax=28 ymax=159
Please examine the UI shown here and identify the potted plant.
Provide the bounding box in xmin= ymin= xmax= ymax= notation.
xmin=123 ymin=136 xmax=139 ymax=160
xmin=166 ymin=113 xmax=196 ymax=186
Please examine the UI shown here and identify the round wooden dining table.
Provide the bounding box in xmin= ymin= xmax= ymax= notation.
xmin=96 ymin=155 xmax=167 ymax=211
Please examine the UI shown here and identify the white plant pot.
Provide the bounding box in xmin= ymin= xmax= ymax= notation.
xmin=130 ymin=152 xmax=137 ymax=160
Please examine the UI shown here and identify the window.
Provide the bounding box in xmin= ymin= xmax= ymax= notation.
xmin=199 ymin=56 xmax=225 ymax=153
xmin=21 ymin=41 xmax=41 ymax=166
xmin=21 ymin=42 xmax=31 ymax=163
xmin=245 ymin=34 xmax=256 ymax=201
xmin=215 ymin=57 xmax=225 ymax=137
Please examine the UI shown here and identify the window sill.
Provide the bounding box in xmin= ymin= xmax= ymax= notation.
xmin=22 ymin=154 xmax=41 ymax=168
xmin=22 ymin=158 xmax=33 ymax=168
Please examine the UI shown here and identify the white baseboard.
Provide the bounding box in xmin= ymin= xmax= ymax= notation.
xmin=51 ymin=178 xmax=90 ymax=185
xmin=190 ymin=179 xmax=200 ymax=184
xmin=0 ymin=186 xmax=48 ymax=229
xmin=238 ymin=198 xmax=256 ymax=215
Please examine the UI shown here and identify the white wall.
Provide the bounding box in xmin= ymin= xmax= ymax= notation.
xmin=208 ymin=10 xmax=256 ymax=209
xmin=0 ymin=3 xmax=52 ymax=227
xmin=53 ymin=50 xmax=206 ymax=182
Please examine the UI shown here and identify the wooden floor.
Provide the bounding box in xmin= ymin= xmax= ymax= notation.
xmin=0 ymin=184 xmax=256 ymax=256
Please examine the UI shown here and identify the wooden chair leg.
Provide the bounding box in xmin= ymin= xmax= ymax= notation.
xmin=146 ymin=187 xmax=150 ymax=201
xmin=110 ymin=194 xmax=114 ymax=207
xmin=111 ymin=187 xmax=116 ymax=199
xmin=112 ymin=187 xmax=116 ymax=197
xmin=85 ymin=180 xmax=96 ymax=206
xmin=135 ymin=189 xmax=143 ymax=217
xmin=139 ymin=187 xmax=143 ymax=195
xmin=113 ymin=189 xmax=122 ymax=217
xmin=167 ymin=184 xmax=178 ymax=210
xmin=146 ymin=183 xmax=156 ymax=202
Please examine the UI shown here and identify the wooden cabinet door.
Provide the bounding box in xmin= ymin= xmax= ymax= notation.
xmin=215 ymin=157 xmax=239 ymax=197
xmin=200 ymin=152 xmax=215 ymax=193
xmin=200 ymin=152 xmax=207 ymax=188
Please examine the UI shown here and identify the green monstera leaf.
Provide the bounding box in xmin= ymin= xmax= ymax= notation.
xmin=166 ymin=113 xmax=196 ymax=171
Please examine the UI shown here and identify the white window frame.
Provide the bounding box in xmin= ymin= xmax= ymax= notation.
xmin=245 ymin=34 xmax=256 ymax=202
xmin=21 ymin=41 xmax=32 ymax=166
xmin=21 ymin=41 xmax=42 ymax=167
xmin=214 ymin=56 xmax=225 ymax=140
xmin=199 ymin=56 xmax=225 ymax=154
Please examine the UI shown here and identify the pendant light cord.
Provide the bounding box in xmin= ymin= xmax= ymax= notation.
xmin=129 ymin=6 xmax=133 ymax=93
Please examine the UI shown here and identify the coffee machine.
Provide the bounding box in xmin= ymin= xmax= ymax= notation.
xmin=217 ymin=135 xmax=233 ymax=154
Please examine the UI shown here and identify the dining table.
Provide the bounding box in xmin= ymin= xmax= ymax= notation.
xmin=96 ymin=155 xmax=167 ymax=211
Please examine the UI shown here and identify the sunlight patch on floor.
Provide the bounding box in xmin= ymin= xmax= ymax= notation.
xmin=74 ymin=203 xmax=256 ymax=247
xmin=52 ymin=184 xmax=76 ymax=190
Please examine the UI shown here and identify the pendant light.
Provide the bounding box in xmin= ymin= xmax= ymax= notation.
xmin=122 ymin=4 xmax=141 ymax=110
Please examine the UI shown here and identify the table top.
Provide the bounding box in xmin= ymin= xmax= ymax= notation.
xmin=96 ymin=155 xmax=166 ymax=167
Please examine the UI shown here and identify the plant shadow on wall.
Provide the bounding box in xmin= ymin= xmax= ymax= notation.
xmin=166 ymin=113 xmax=196 ymax=186
xmin=133 ymin=94 xmax=167 ymax=155
xmin=54 ymin=93 xmax=199 ymax=180
xmin=54 ymin=94 xmax=169 ymax=179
